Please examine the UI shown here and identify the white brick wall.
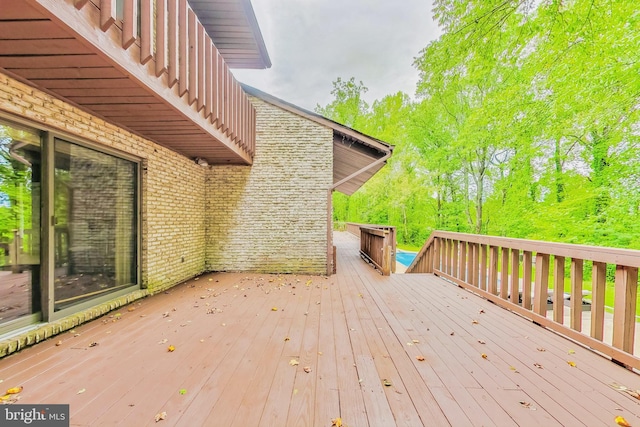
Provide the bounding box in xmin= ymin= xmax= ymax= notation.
xmin=205 ymin=97 xmax=333 ymax=274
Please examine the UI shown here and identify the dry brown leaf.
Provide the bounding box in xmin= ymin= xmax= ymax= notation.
xmin=450 ymin=332 xmax=455 ymax=336
xmin=162 ymin=312 xmax=170 ymax=318
xmin=615 ymin=415 xmax=632 ymax=427
xmin=382 ymin=379 xmax=392 ymax=387
xmin=567 ymin=361 xmax=577 ymax=367
xmin=303 ymin=366 xmax=312 ymax=373
xmin=127 ymin=307 xmax=136 ymax=312
xmin=478 ymin=340 xmax=486 ymax=344
xmin=167 ymin=345 xmax=175 ymax=352
xmin=6 ymin=386 xmax=23 ymax=394
xmin=533 ymin=363 xmax=543 ymax=369
xmin=89 ymin=342 xmax=99 ymax=347
xmin=479 ymin=309 xmax=485 ymax=314
xmin=55 ymin=340 xmax=62 ymax=346
xmin=332 ymin=417 xmax=342 ymax=427
xmin=481 ymin=353 xmax=488 ymax=359
xmin=284 ymin=337 xmax=290 ymax=342
xmin=289 ymin=359 xmax=299 ymax=366
xmin=154 ymin=411 xmax=167 ymax=422
xmin=472 ymin=320 xmax=479 ymax=324
xmin=519 ymin=401 xmax=536 ymax=410
xmin=536 ymin=347 xmax=546 ymax=352
xmin=412 ymin=339 xmax=420 ymax=344
xmin=416 ymin=356 xmax=425 ymax=361
xmin=77 ymin=388 xmax=86 ymax=394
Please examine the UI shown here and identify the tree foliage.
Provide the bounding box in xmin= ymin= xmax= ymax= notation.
xmin=321 ymin=0 xmax=640 ymax=249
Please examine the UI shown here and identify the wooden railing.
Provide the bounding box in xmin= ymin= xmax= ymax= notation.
xmin=346 ymin=223 xmax=396 ymax=276
xmin=73 ymin=0 xmax=255 ymax=157
xmin=406 ymin=231 xmax=640 ymax=369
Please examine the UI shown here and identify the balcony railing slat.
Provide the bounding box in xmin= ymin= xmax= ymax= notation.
xmin=140 ymin=0 xmax=153 ymax=64
xmin=187 ymin=8 xmax=197 ymax=105
xmin=205 ymin=41 xmax=213 ymax=119
xmin=75 ymin=0 xmax=90 ymax=9
xmin=500 ymin=248 xmax=509 ymax=300
xmin=100 ymin=0 xmax=116 ymax=31
xmin=167 ymin=0 xmax=178 ymax=86
xmin=570 ymin=258 xmax=583 ymax=331
xmin=155 ymin=0 xmax=167 ymax=76
xmin=122 ymin=0 xmax=137 ymax=49
xmin=488 ymin=246 xmax=498 ymax=295
xmin=197 ymin=22 xmax=206 ymax=112
xmin=613 ymin=266 xmax=638 ymax=353
xmin=178 ymin=0 xmax=188 ymax=96
xmin=591 ymin=261 xmax=606 ymax=340
xmin=522 ymin=250 xmax=532 ymax=310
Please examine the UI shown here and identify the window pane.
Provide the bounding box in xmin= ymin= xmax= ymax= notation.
xmin=0 ymin=122 xmax=41 ymax=324
xmin=54 ymin=139 xmax=136 ymax=311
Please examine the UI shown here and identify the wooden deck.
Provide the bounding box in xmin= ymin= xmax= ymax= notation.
xmin=1 ymin=232 xmax=640 ymax=426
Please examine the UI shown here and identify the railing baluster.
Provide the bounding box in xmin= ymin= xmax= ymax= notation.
xmin=155 ymin=0 xmax=167 ymax=76
xmin=197 ymin=22 xmax=206 ymax=112
xmin=178 ymin=0 xmax=188 ymax=96
xmin=591 ymin=261 xmax=606 ymax=341
xmin=522 ymin=251 xmax=532 ymax=309
xmin=101 ymin=0 xmax=116 ymax=31
xmin=510 ymin=249 xmax=520 ymax=305
xmin=533 ymin=253 xmax=550 ymax=316
xmin=500 ymin=247 xmax=509 ymax=299
xmin=570 ymin=258 xmax=583 ymax=331
xmin=488 ymin=246 xmax=498 ymax=295
xmin=471 ymin=243 xmax=479 ymax=287
xmin=140 ymin=0 xmax=153 ymax=63
xmin=459 ymin=241 xmax=467 ymax=282
xmin=479 ymin=244 xmax=487 ymax=291
xmin=122 ymin=0 xmax=137 ymax=49
xmin=553 ymin=256 xmax=565 ymax=324
xmin=187 ymin=8 xmax=197 ymax=105
xmin=452 ymin=240 xmax=459 ymax=279
xmin=612 ymin=265 xmax=638 ymax=353
xmin=167 ymin=0 xmax=178 ymax=86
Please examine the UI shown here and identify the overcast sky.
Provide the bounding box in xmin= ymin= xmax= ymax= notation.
xmin=233 ymin=0 xmax=442 ymax=111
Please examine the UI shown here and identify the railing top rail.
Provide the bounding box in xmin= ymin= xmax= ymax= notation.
xmin=431 ymin=230 xmax=640 ymax=268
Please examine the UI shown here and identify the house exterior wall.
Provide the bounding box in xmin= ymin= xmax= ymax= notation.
xmin=205 ymin=97 xmax=333 ymax=274
xmin=0 ymin=71 xmax=206 ymax=293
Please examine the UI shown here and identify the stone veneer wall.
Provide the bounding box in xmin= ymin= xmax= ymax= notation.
xmin=205 ymin=96 xmax=333 ymax=274
xmin=0 ymin=71 xmax=206 ymax=293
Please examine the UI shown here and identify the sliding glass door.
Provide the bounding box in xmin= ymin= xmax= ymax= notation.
xmin=0 ymin=117 xmax=139 ymax=332
xmin=53 ymin=139 xmax=137 ymax=312
xmin=0 ymin=122 xmax=41 ymax=327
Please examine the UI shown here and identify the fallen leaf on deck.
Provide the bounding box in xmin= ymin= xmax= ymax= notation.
xmin=55 ymin=340 xmax=62 ymax=346
xmin=162 ymin=312 xmax=170 ymax=318
xmin=472 ymin=320 xmax=479 ymax=324
xmin=478 ymin=340 xmax=486 ymax=344
xmin=167 ymin=345 xmax=175 ymax=352
xmin=303 ymin=366 xmax=312 ymax=373
xmin=533 ymin=363 xmax=543 ymax=369
xmin=284 ymin=337 xmax=290 ymax=342
xmin=450 ymin=332 xmax=455 ymax=336
xmin=568 ymin=349 xmax=575 ymax=354
xmin=481 ymin=353 xmax=488 ymax=359
xmin=289 ymin=359 xmax=299 ymax=366
xmin=406 ymin=342 xmax=413 ymax=346
xmin=158 ymin=339 xmax=168 ymax=344
xmin=479 ymin=309 xmax=485 ymax=314
xmin=509 ymin=366 xmax=519 ymax=373
xmin=519 ymin=401 xmax=536 ymax=410
xmin=6 ymin=386 xmax=23 ymax=394
xmin=154 ymin=412 xmax=167 ymax=422
xmin=416 ymin=356 xmax=425 ymax=361
xmin=536 ymin=347 xmax=546 ymax=352
xmin=306 ymin=280 xmax=312 ymax=286
xmin=382 ymin=379 xmax=392 ymax=387
xmin=318 ymin=352 xmax=323 ymax=355
xmin=200 ymin=339 xmax=205 ymax=343
xmin=412 ymin=339 xmax=420 ymax=344
xmin=331 ymin=417 xmax=342 ymax=427
xmin=89 ymin=342 xmax=99 ymax=347
xmin=567 ymin=361 xmax=577 ymax=367
xmin=615 ymin=415 xmax=632 ymax=426
xmin=77 ymin=388 xmax=86 ymax=394
xmin=127 ymin=307 xmax=136 ymax=312
xmin=271 ymin=307 xmax=278 ymax=311
xmin=179 ymin=389 xmax=187 ymax=395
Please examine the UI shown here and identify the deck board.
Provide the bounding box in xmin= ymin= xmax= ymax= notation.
xmin=1 ymin=232 xmax=640 ymax=426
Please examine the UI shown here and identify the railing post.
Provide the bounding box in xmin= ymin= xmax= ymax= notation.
xmin=488 ymin=246 xmax=498 ymax=295
xmin=500 ymin=247 xmax=509 ymax=299
xmin=510 ymin=249 xmax=520 ymax=305
xmin=452 ymin=240 xmax=459 ymax=279
xmin=382 ymin=244 xmax=391 ymax=276
xmin=522 ymin=251 xmax=532 ymax=309
xmin=553 ymin=256 xmax=565 ymax=323
xmin=612 ymin=265 xmax=638 ymax=353
xmin=479 ymin=244 xmax=487 ymax=291
xmin=459 ymin=241 xmax=467 ymax=282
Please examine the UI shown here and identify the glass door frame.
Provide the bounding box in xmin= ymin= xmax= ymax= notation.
xmin=0 ymin=112 xmax=142 ymax=331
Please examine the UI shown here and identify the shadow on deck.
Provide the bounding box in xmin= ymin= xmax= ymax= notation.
xmin=0 ymin=232 xmax=639 ymax=426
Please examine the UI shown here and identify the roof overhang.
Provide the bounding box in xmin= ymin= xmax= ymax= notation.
xmin=240 ymin=84 xmax=393 ymax=195
xmin=188 ymin=0 xmax=271 ymax=69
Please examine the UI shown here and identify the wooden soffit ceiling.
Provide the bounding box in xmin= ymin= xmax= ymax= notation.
xmin=188 ymin=0 xmax=271 ymax=69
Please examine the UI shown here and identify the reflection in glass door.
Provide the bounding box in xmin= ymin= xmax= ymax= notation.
xmin=54 ymin=139 xmax=137 ymax=311
xmin=0 ymin=122 xmax=41 ymax=326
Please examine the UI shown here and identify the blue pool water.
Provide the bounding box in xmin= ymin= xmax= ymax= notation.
xmin=396 ymin=251 xmax=417 ymax=267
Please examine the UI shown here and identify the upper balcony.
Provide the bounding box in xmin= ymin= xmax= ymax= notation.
xmin=0 ymin=0 xmax=268 ymax=164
